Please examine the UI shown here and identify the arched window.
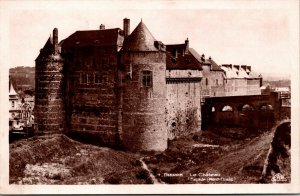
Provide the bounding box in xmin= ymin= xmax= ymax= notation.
xmin=221 ymin=105 xmax=233 ymax=112
xmin=142 ymin=70 xmax=152 ymax=87
xmin=212 ymin=107 xmax=215 ymax=112
xmin=80 ymin=73 xmax=88 ymax=84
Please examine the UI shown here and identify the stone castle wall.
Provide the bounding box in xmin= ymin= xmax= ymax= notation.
xmin=35 ymin=57 xmax=65 ymax=133
xmin=64 ymin=46 xmax=120 ymax=147
xmin=120 ymin=51 xmax=168 ymax=151
xmin=166 ymin=69 xmax=201 ymax=139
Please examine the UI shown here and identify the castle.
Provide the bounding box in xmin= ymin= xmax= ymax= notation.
xmin=35 ymin=18 xmax=262 ymax=152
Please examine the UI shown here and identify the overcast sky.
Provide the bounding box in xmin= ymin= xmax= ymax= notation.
xmin=1 ymin=0 xmax=299 ymax=77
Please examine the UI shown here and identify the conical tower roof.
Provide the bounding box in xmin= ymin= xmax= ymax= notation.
xmin=122 ymin=21 xmax=158 ymax=51
xmin=9 ymin=80 xmax=17 ymax=96
xmin=35 ymin=37 xmax=54 ymax=61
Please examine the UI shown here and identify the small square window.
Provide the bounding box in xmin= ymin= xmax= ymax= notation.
xmin=94 ymin=73 xmax=103 ymax=84
xmin=142 ymin=70 xmax=152 ymax=87
xmin=80 ymin=73 xmax=88 ymax=84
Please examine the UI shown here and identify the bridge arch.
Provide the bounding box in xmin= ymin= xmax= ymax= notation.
xmin=259 ymin=104 xmax=274 ymax=110
xmin=211 ymin=106 xmax=216 ymax=112
xmin=220 ymin=105 xmax=234 ymax=112
xmin=238 ymin=104 xmax=255 ymax=111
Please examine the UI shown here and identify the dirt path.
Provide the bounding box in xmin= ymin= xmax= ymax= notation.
xmin=139 ymin=158 xmax=162 ymax=184
xmin=199 ymin=131 xmax=274 ymax=182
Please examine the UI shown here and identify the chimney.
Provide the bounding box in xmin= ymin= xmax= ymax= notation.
xmin=53 ymin=28 xmax=58 ymax=55
xmin=185 ymin=38 xmax=189 ymax=54
xmin=100 ymin=24 xmax=105 ymax=30
xmin=201 ymin=54 xmax=205 ymax=62
xmin=123 ymin=18 xmax=130 ymax=38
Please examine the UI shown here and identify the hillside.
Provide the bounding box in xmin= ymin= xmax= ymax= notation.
xmin=9 ymin=66 xmax=35 ymax=91
xmin=9 ymin=124 xmax=290 ymax=184
xmin=263 ymin=80 xmax=290 ymax=88
xmin=10 ymin=134 xmax=150 ymax=184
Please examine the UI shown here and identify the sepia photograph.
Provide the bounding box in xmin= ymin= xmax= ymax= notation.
xmin=0 ymin=0 xmax=299 ymax=194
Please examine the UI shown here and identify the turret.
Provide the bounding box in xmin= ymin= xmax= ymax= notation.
xmin=35 ymin=28 xmax=65 ymax=134
xmin=120 ymin=21 xmax=167 ymax=152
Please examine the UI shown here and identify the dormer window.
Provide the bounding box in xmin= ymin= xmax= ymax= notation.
xmin=142 ymin=70 xmax=152 ymax=87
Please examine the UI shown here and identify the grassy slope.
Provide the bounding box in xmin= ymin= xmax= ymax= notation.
xmin=9 ymin=127 xmax=290 ymax=184
xmin=9 ymin=134 xmax=147 ymax=184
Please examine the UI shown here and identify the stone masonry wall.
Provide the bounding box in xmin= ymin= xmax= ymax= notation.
xmin=166 ymin=69 xmax=201 ymax=140
xmin=247 ymin=79 xmax=261 ymax=95
xmin=64 ymin=46 xmax=119 ymax=147
xmin=120 ymin=51 xmax=168 ymax=152
xmin=201 ymin=65 xmax=225 ymax=98
xmin=35 ymin=57 xmax=65 ymax=133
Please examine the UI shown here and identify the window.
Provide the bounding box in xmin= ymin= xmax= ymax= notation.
xmin=206 ymin=78 xmax=208 ymax=86
xmin=94 ymin=73 xmax=103 ymax=84
xmin=142 ymin=70 xmax=152 ymax=87
xmin=12 ymin=101 xmax=15 ymax=108
xmin=80 ymin=73 xmax=88 ymax=84
xmin=216 ymin=79 xmax=218 ymax=85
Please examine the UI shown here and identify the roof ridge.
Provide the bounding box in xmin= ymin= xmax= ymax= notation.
xmin=75 ymin=28 xmax=121 ymax=32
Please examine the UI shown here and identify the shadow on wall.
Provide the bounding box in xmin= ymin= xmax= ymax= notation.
xmin=168 ymin=107 xmax=199 ymax=139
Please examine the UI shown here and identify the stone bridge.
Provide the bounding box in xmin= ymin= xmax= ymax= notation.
xmin=202 ymin=92 xmax=283 ymax=129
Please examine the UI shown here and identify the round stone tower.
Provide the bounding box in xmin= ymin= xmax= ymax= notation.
xmin=35 ymin=28 xmax=65 ymax=134
xmin=120 ymin=21 xmax=168 ymax=152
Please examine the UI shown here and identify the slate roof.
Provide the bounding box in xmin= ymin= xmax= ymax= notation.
xmin=62 ymin=28 xmax=122 ymax=48
xmin=221 ymin=65 xmax=261 ymax=79
xmin=122 ymin=21 xmax=159 ymax=51
xmin=166 ymin=44 xmax=186 ymax=54
xmin=189 ymin=48 xmax=212 ymax=65
xmin=208 ymin=58 xmax=223 ymax=71
xmin=35 ymin=37 xmax=54 ymax=61
xmin=248 ymin=71 xmax=261 ymax=78
xmin=188 ymin=48 xmax=223 ymax=71
xmin=166 ymin=50 xmax=202 ymax=70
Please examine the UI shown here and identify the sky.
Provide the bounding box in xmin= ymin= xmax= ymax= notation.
xmin=1 ymin=0 xmax=299 ymax=77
